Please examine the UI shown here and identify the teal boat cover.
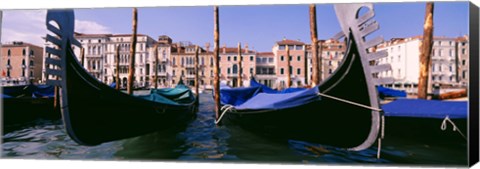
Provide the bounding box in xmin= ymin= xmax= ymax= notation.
xmin=137 ymin=81 xmax=195 ymax=105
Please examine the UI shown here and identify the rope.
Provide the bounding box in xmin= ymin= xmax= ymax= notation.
xmin=215 ymin=104 xmax=236 ymax=125
xmin=317 ymin=92 xmax=382 ymax=112
xmin=440 ymin=116 xmax=467 ymax=140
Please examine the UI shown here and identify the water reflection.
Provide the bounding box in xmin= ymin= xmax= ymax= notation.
xmin=1 ymin=92 xmax=468 ymax=166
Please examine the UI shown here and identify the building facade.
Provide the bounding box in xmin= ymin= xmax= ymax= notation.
xmin=377 ymin=35 xmax=469 ymax=93
xmin=1 ymin=41 xmax=44 ymax=85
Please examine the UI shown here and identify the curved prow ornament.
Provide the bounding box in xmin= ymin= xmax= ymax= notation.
xmin=44 ymin=10 xmax=84 ymax=144
xmin=334 ymin=4 xmax=393 ymax=151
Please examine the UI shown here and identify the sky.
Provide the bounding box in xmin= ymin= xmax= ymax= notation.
xmin=1 ymin=2 xmax=469 ymax=52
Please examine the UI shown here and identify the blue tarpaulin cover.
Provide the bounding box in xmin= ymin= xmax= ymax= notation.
xmin=377 ymin=86 xmax=407 ymax=98
xmin=382 ymin=99 xmax=467 ymax=119
xmin=220 ymin=78 xmax=320 ymax=110
xmin=2 ymin=85 xmax=54 ymax=98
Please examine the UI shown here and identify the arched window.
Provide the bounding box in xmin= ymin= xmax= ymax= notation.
xmin=22 ymin=59 xmax=25 ymax=66
xmin=30 ymin=50 xmax=34 ymax=56
xmin=7 ymin=49 xmax=11 ymax=56
xmin=22 ymin=49 xmax=26 ymax=56
xmin=232 ymin=64 xmax=238 ymax=74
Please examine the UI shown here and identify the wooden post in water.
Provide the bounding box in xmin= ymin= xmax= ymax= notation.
xmin=213 ymin=6 xmax=221 ymax=121
xmin=127 ymin=8 xmax=138 ymax=95
xmin=418 ymin=2 xmax=434 ymax=99
xmin=310 ymin=4 xmax=321 ymax=86
xmin=80 ymin=47 xmax=85 ymax=67
xmin=194 ymin=45 xmax=200 ymax=107
xmin=154 ymin=44 xmax=159 ymax=89
xmin=286 ymin=46 xmax=292 ymax=88
xmin=237 ymin=42 xmax=243 ymax=87
xmin=115 ymin=45 xmax=120 ymax=90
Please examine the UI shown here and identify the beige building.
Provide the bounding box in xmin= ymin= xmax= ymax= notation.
xmin=273 ymin=39 xmax=307 ymax=88
xmin=1 ymin=41 xmax=44 ymax=85
xmin=255 ymin=52 xmax=276 ymax=88
xmin=219 ymin=45 xmax=256 ymax=87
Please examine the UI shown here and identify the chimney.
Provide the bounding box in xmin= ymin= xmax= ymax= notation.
xmin=177 ymin=42 xmax=181 ymax=54
xmin=222 ymin=44 xmax=226 ymax=54
xmin=205 ymin=42 xmax=210 ymax=52
xmin=244 ymin=43 xmax=249 ymax=53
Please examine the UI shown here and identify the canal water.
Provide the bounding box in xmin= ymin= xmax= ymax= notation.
xmin=1 ymin=92 xmax=467 ymax=167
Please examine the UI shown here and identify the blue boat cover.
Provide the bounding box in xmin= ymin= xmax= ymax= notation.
xmin=382 ymin=99 xmax=467 ymax=119
xmin=377 ymin=86 xmax=407 ymax=98
xmin=221 ymin=78 xmax=320 ymax=110
xmin=2 ymin=85 xmax=54 ymax=98
xmin=32 ymin=85 xmax=55 ymax=98
xmin=109 ymin=82 xmax=116 ymax=88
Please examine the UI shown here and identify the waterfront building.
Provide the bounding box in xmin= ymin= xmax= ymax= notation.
xmin=377 ymin=35 xmax=468 ymax=93
xmin=456 ymin=35 xmax=469 ymax=87
xmin=219 ymin=44 xmax=256 ymax=87
xmin=1 ymin=41 xmax=44 ymax=85
xmin=272 ymin=39 xmax=307 ymax=88
xmin=255 ymin=52 xmax=276 ymax=88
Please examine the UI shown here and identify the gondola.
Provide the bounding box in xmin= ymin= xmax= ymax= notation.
xmin=43 ymin=10 xmax=197 ymax=146
xmin=2 ymin=84 xmax=60 ymax=127
xmin=217 ymin=4 xmax=393 ymax=151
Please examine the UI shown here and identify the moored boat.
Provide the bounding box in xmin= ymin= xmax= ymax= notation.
xmin=43 ymin=10 xmax=197 ymax=146
xmin=216 ymin=4 xmax=394 ymax=151
xmin=2 ymin=84 xmax=60 ymax=127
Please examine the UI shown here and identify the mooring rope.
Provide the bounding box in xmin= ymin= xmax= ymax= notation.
xmin=317 ymin=92 xmax=382 ymax=112
xmin=440 ymin=116 xmax=467 ymax=140
xmin=215 ymin=104 xmax=236 ymax=125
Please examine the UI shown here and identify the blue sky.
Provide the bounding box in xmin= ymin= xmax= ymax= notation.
xmin=2 ymin=2 xmax=469 ymax=52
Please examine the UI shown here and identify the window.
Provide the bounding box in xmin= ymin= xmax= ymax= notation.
xmin=211 ymin=70 xmax=213 ymax=77
xmin=173 ymin=70 xmax=176 ymax=76
xmin=30 ymin=60 xmax=34 ymax=66
xmin=289 ymin=56 xmax=292 ymax=61
xmin=268 ymin=58 xmax=273 ymax=63
xmin=22 ymin=59 xmax=25 ymax=66
xmin=281 ymin=55 xmax=284 ymax=61
xmin=462 ymin=60 xmax=466 ymax=66
xmin=329 ymin=61 xmax=332 ymax=66
xmin=398 ymin=55 xmax=401 ymax=62
xmin=232 ymin=64 xmax=238 ymax=74
xmin=30 ymin=71 xmax=33 ymax=77
xmin=201 ymin=57 xmax=205 ymax=65
xmin=439 ymin=50 xmax=442 ymax=56
xmin=7 ymin=59 xmax=11 ymax=66
xmin=181 ymin=58 xmax=184 ymax=66
xmin=234 ymin=56 xmax=237 ymax=61
xmin=329 ymin=69 xmax=332 ymax=74
xmin=462 ymin=48 xmax=466 ymax=55
xmin=449 ymin=65 xmax=453 ymax=72
xmin=279 ymin=45 xmax=285 ymax=50
xmin=22 ymin=69 xmax=25 ymax=77
xmin=22 ymin=49 xmax=26 ymax=56
xmin=228 ymin=56 xmax=231 ymax=61
xmin=7 ymin=70 xmax=10 ymax=77
xmin=297 ymin=68 xmax=301 ymax=75
xmin=248 ymin=56 xmax=252 ymax=61
xmin=250 ymin=68 xmax=253 ymax=74
xmin=296 ymin=46 xmax=302 ymax=50
xmin=280 ymin=68 xmax=284 ymax=75
xmin=297 ymin=56 xmax=301 ymax=61
xmin=7 ymin=49 xmax=11 ymax=56
xmin=289 ymin=66 xmax=292 ymax=74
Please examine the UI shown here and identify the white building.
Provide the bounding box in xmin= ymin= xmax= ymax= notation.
xmin=377 ymin=35 xmax=468 ymax=93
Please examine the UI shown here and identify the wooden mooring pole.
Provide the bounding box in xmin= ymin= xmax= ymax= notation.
xmin=154 ymin=44 xmax=159 ymax=89
xmin=418 ymin=2 xmax=434 ymax=99
xmin=115 ymin=45 xmax=120 ymax=90
xmin=194 ymin=45 xmax=200 ymax=107
xmin=80 ymin=47 xmax=85 ymax=67
xmin=127 ymin=8 xmax=138 ymax=95
xmin=213 ymin=6 xmax=221 ymax=121
xmin=310 ymin=4 xmax=321 ymax=86
xmin=286 ymin=46 xmax=292 ymax=88
xmin=237 ymin=42 xmax=243 ymax=87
